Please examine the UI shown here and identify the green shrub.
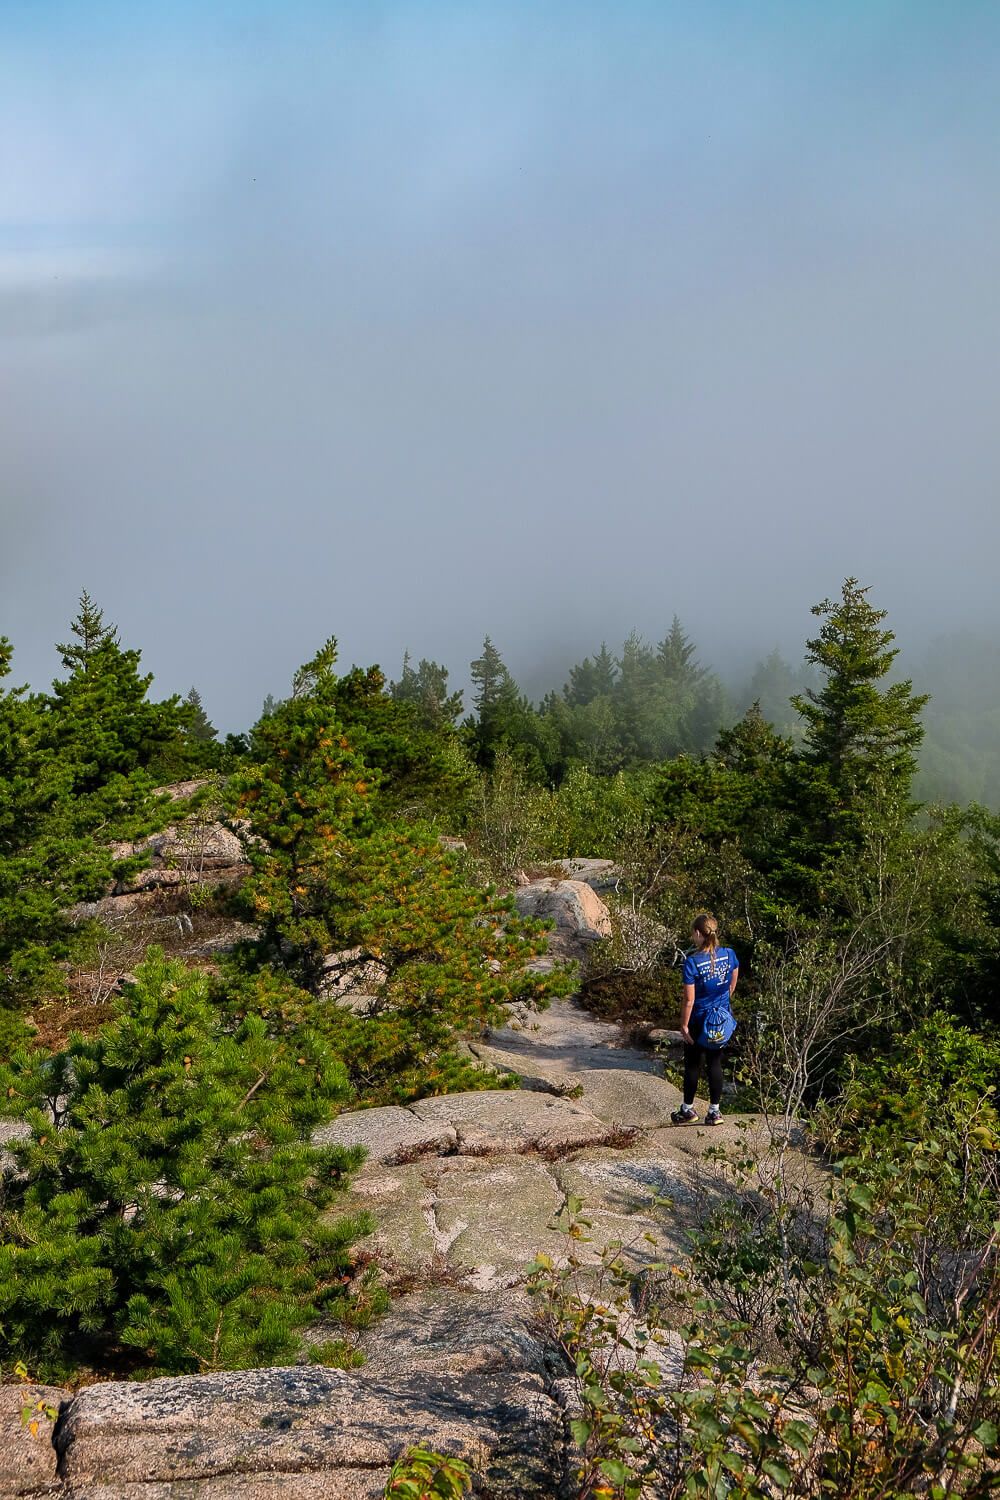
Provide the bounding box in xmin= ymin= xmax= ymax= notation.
xmin=530 ymin=1130 xmax=1000 ymax=1498
xmin=0 ymin=953 xmax=373 ymax=1380
xmin=384 ymin=1447 xmax=474 ymax=1499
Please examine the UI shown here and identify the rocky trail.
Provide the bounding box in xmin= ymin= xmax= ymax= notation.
xmin=3 ymin=872 xmax=781 ymax=1499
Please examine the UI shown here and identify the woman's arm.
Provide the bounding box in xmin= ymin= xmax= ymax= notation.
xmin=680 ymin=983 xmax=695 ymax=1043
xmin=729 ymin=964 xmax=739 ymax=999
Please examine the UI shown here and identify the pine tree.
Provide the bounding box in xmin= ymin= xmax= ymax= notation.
xmin=56 ymin=590 xmax=118 ymax=674
xmin=656 ymin=616 xmax=704 ymax=688
xmin=328 ymin=663 xmax=472 ymax=816
xmin=565 ymin=657 xmax=599 ymax=708
xmin=232 ymin=639 xmax=374 ymax=991
xmin=793 ymin=578 xmax=928 ymax=836
xmin=0 ymin=953 xmax=372 ymax=1380
xmin=48 ymin=602 xmax=183 ymax=795
xmin=229 ymin=640 xmax=573 ymax=1100
xmin=184 ymin=687 xmax=218 ymax=743
xmin=467 ymin=637 xmax=522 ymax=769
xmin=747 ymin=649 xmax=801 ymax=736
xmin=0 ymin=637 xmax=138 ymax=1010
xmin=390 ymin=653 xmax=464 ymax=730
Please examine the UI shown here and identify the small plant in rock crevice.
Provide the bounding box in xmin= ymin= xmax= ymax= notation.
xmin=384 ymin=1446 xmax=475 ymax=1499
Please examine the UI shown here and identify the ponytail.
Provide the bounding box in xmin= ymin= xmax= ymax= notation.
xmin=693 ymin=912 xmax=720 ymax=975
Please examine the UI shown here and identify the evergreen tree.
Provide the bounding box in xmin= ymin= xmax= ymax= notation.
xmin=232 ymin=639 xmax=373 ymax=991
xmin=746 ymin=648 xmax=801 ymax=733
xmin=592 ymin=643 xmax=617 ymax=699
xmin=56 ymin=590 xmax=118 ymax=674
xmin=793 ymin=579 xmax=928 ymax=838
xmin=389 ymin=653 xmax=464 ymax=731
xmin=656 ymin=615 xmax=704 ymax=688
xmin=230 ymin=640 xmax=572 ymax=1099
xmin=47 ymin=599 xmax=183 ymax=795
xmin=467 ymin=636 xmax=525 ymax=769
xmin=184 ymin=687 xmax=218 ymax=743
xmin=470 ymin=637 xmax=519 ymax=714
xmin=328 ymin=663 xmax=472 ymax=816
xmin=0 ymin=954 xmax=370 ymax=1379
xmin=0 ymin=637 xmax=152 ymax=1011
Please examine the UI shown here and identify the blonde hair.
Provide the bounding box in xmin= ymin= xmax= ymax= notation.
xmin=693 ymin=912 xmax=720 ymax=973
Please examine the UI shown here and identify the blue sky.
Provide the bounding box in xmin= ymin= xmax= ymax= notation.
xmin=2 ymin=3 xmax=999 ymax=721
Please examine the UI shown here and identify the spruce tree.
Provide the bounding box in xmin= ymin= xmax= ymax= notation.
xmin=389 ymin=653 xmax=464 ymax=730
xmin=0 ymin=953 xmax=370 ymax=1380
xmin=656 ymin=615 xmax=704 ymax=688
xmin=184 ymin=687 xmax=218 ymax=743
xmin=0 ymin=637 xmax=135 ymax=1010
xmin=793 ymin=579 xmax=928 ymax=839
xmin=56 ymin=589 xmax=118 ymax=673
xmin=48 ymin=597 xmax=183 ymax=794
xmin=467 ymin=636 xmax=523 ymax=769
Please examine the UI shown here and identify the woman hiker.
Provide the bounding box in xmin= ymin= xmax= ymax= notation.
xmin=671 ymin=913 xmax=738 ymax=1127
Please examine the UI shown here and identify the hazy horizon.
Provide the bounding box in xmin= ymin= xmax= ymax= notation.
xmin=3 ymin=3 xmax=999 ymax=728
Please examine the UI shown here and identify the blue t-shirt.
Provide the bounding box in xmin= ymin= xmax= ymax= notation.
xmin=682 ymin=946 xmax=738 ymax=1016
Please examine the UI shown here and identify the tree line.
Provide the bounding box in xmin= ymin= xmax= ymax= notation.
xmin=0 ymin=573 xmax=998 ymax=1466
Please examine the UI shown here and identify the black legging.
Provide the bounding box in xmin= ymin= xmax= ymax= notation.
xmin=683 ymin=1042 xmax=724 ymax=1108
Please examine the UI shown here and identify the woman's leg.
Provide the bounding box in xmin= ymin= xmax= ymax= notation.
xmin=683 ymin=1043 xmax=702 ymax=1107
xmin=706 ymin=1048 xmax=724 ymax=1108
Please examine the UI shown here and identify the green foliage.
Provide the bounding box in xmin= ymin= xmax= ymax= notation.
xmin=816 ymin=1015 xmax=1000 ymax=1245
xmin=464 ymin=749 xmax=560 ymax=882
xmin=531 ymin=1120 xmax=1000 ymax=1499
xmin=532 ymin=1026 xmax=1000 ymax=1497
xmin=327 ymin=664 xmax=475 ymax=819
xmin=389 ymin=653 xmax=464 ymax=731
xmin=384 ymin=1447 xmax=474 ymax=1499
xmin=228 ymin=641 xmax=574 ymax=1102
xmin=0 ymin=639 xmax=159 ymax=1009
xmin=0 ymin=594 xmax=193 ymax=1010
xmin=0 ymin=953 xmax=370 ymax=1380
xmin=230 ymin=639 xmax=374 ymax=991
xmin=794 ymin=577 xmax=928 ymax=845
xmin=464 ymin=634 xmax=555 ymax=779
xmin=527 ymin=1198 xmax=675 ymax=1500
xmin=47 ymin=592 xmax=183 ymax=795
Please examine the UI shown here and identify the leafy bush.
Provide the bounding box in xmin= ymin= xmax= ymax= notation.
xmin=384 ymin=1447 xmax=474 ymax=1499
xmin=530 ymin=1117 xmax=1000 ymax=1499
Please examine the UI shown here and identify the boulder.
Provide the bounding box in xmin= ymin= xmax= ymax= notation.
xmin=0 ymin=1119 xmax=32 ymax=1175
xmin=408 ymin=1090 xmax=623 ymax=1157
xmin=0 ymin=1382 xmax=65 ymax=1496
xmin=152 ymin=779 xmax=213 ymax=803
xmin=552 ymin=858 xmax=620 ymax=893
xmin=512 ymin=880 xmax=612 ymax=962
xmin=575 ymin=1067 xmax=682 ymax=1129
xmin=55 ymin=1362 xmax=568 ymax=1499
xmin=355 ymin=1287 xmax=547 ymax=1380
xmin=438 ymin=836 xmax=468 ymax=854
xmin=313 ymin=1106 xmax=457 ymax=1166
xmin=320 ymin=948 xmax=390 ymax=1007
